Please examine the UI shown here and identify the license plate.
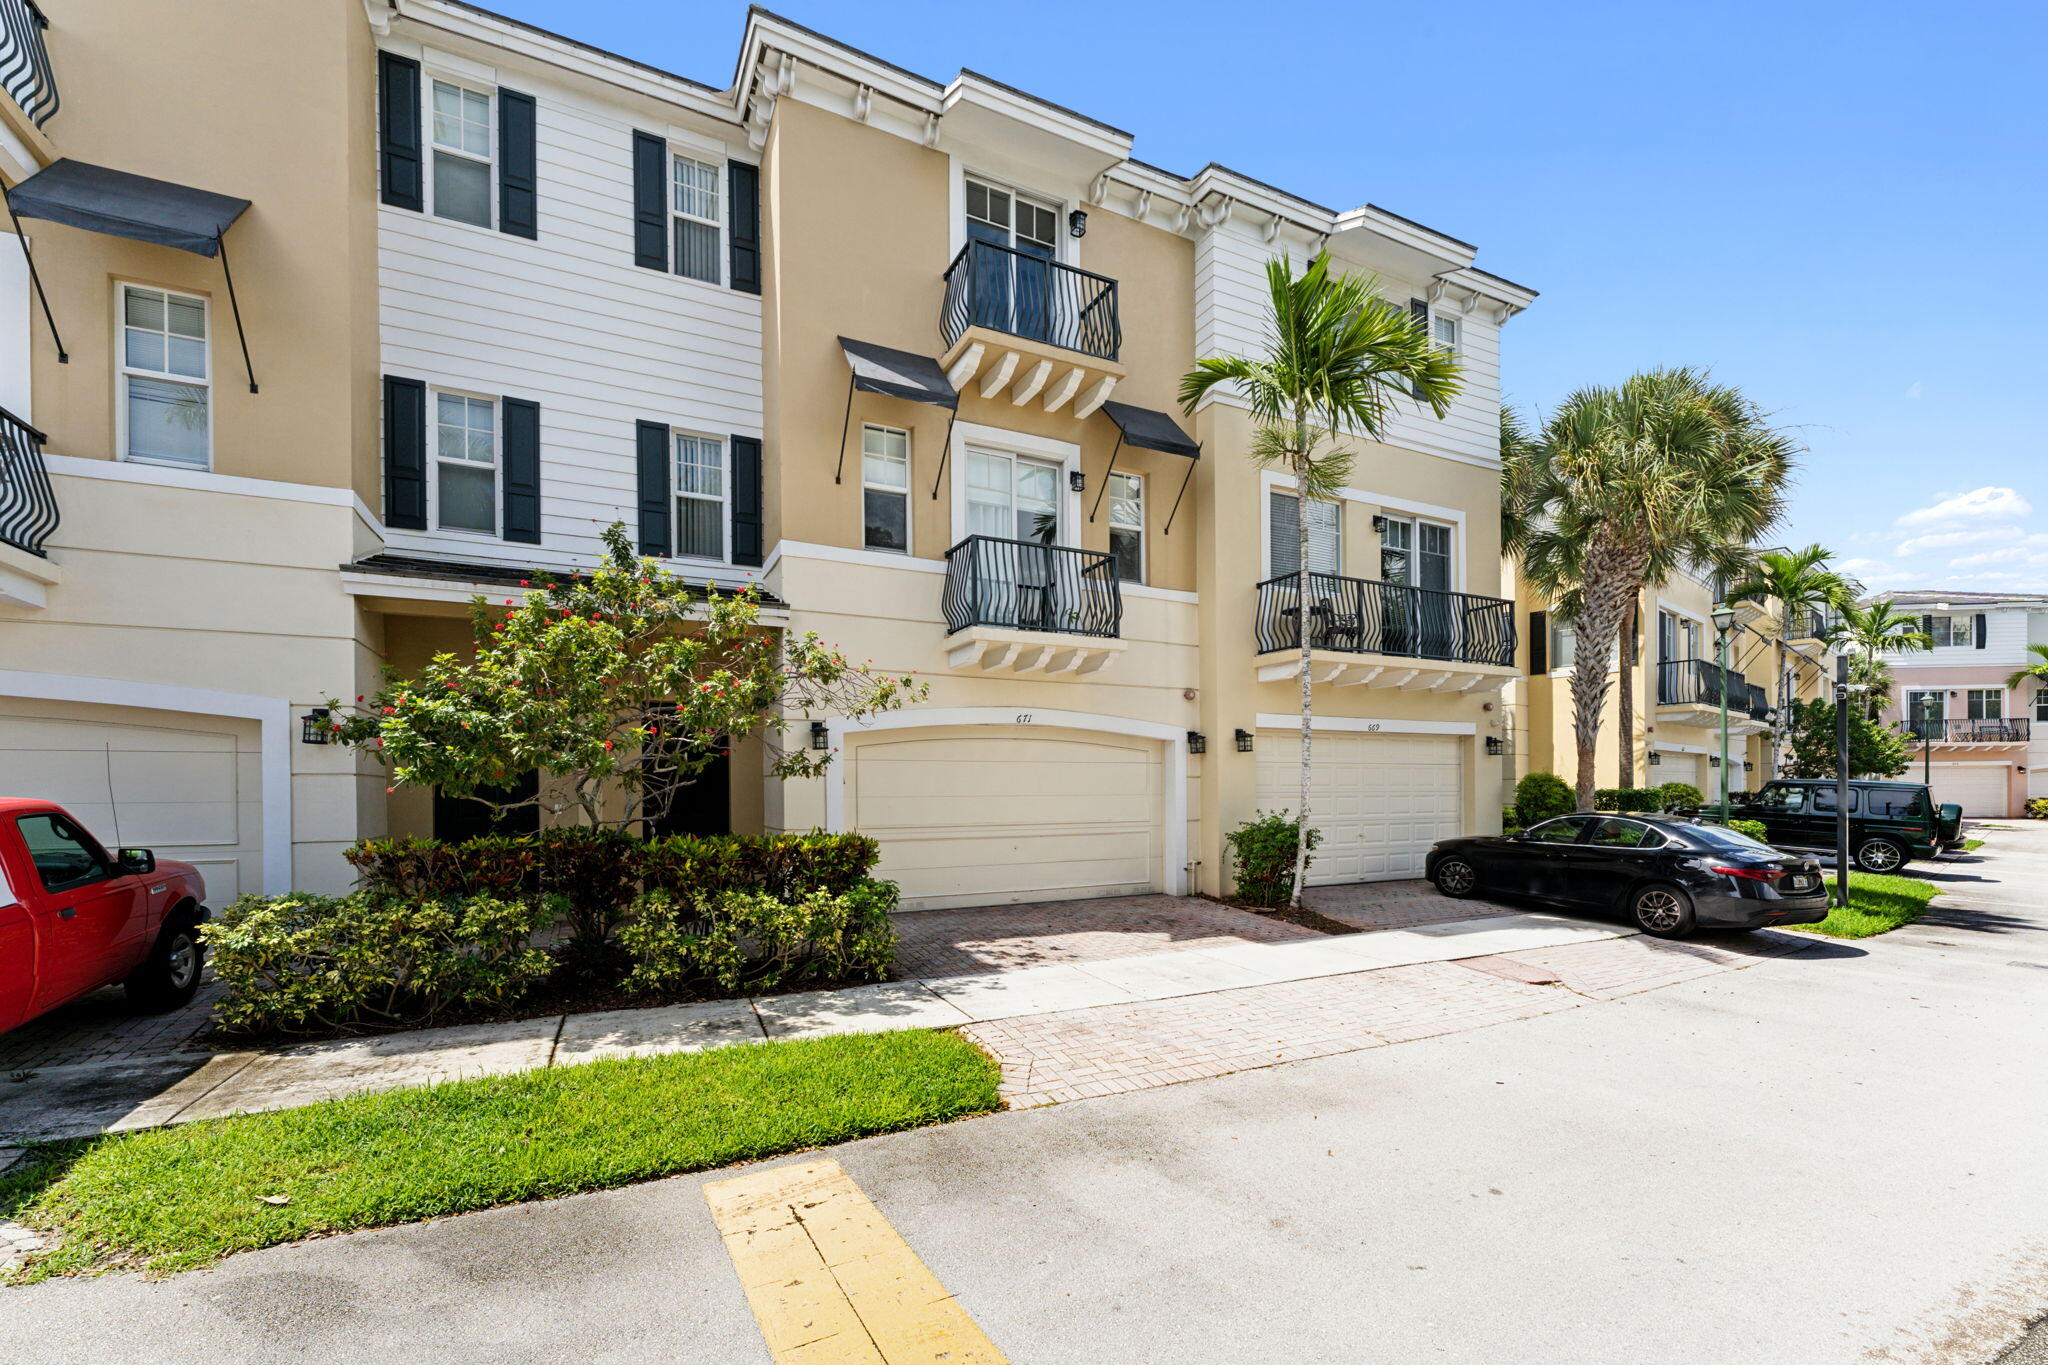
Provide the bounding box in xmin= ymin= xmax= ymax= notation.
xmin=1786 ymin=875 xmax=1816 ymax=892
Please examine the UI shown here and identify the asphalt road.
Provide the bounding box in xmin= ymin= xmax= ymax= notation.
xmin=4 ymin=826 xmax=2045 ymax=1364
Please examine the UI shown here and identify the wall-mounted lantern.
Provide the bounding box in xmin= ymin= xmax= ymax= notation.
xmin=301 ymin=707 xmax=333 ymax=745
xmin=810 ymin=721 xmax=830 ymax=751
xmin=1485 ymin=736 xmax=1504 ymax=756
xmin=1234 ymin=729 xmax=1254 ymax=752
xmin=1068 ymin=469 xmax=1085 ymax=492
xmin=1648 ymin=751 xmax=1663 ymax=767
xmin=1067 ymin=209 xmax=1087 ymax=238
xmin=1186 ymin=731 xmax=1207 ymax=754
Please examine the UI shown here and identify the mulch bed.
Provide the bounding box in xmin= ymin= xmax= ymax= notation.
xmin=1185 ymin=892 xmax=1361 ymax=937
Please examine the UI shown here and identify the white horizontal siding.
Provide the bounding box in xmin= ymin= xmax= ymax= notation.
xmin=1904 ymin=606 xmax=2034 ymax=668
xmin=376 ymin=50 xmax=762 ymax=577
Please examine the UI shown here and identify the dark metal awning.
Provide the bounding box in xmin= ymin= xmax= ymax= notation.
xmin=1093 ymin=401 xmax=1202 ymax=534
xmin=833 ymin=336 xmax=960 ymax=490
xmin=4 ymin=159 xmax=260 ymax=391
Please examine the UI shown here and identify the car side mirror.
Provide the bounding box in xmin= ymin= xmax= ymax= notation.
xmin=118 ymin=848 xmax=156 ymax=876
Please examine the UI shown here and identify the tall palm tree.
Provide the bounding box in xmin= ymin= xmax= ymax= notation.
xmin=1726 ymin=544 xmax=1852 ymax=776
xmin=2005 ymin=643 xmax=2048 ymax=701
xmin=1503 ymin=369 xmax=1796 ymax=811
xmin=1183 ymin=253 xmax=1459 ymax=906
xmin=1836 ymin=600 xmax=1932 ymax=720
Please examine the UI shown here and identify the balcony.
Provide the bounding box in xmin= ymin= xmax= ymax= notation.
xmin=1791 ymin=609 xmax=1842 ymax=642
xmin=1908 ymin=717 xmax=2031 ymax=746
xmin=938 ymin=240 xmax=1124 ymax=420
xmin=1657 ymin=659 xmax=1772 ymax=733
xmin=0 ymin=404 xmax=61 ymax=607
xmin=1252 ymin=571 xmax=1518 ymax=693
xmin=0 ymin=0 xmax=57 ymax=130
xmin=940 ymin=534 xmax=1126 ymax=675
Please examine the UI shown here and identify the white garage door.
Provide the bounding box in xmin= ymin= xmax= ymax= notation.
xmin=1257 ymin=730 xmax=1463 ymax=884
xmin=0 ymin=700 xmax=261 ymax=902
xmin=1930 ymin=764 xmax=2012 ymax=819
xmin=1654 ymin=752 xmax=1705 ymax=791
xmin=850 ymin=726 xmax=1164 ymax=911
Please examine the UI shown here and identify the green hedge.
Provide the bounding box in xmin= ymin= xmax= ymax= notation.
xmin=620 ymin=882 xmax=899 ymax=994
xmin=1513 ymin=772 xmax=1574 ymax=826
xmin=1593 ymin=782 xmax=1705 ymax=814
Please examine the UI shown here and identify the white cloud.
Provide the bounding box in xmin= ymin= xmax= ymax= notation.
xmin=1894 ymin=486 xmax=2033 ymax=529
xmin=1904 ymin=381 xmax=1922 ymax=400
xmin=1947 ymin=543 xmax=2048 ymax=571
xmin=1894 ymin=526 xmax=2022 ymax=556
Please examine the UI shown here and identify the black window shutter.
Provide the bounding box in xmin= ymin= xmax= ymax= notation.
xmin=1975 ymin=613 xmax=1988 ymax=648
xmin=1529 ymin=611 xmax=1548 ymax=674
xmin=727 ymin=161 xmax=761 ymax=295
xmin=1920 ymin=614 xmax=1934 ymax=643
xmin=377 ymin=51 xmax=423 ymax=212
xmin=730 ymin=435 xmax=763 ymax=567
xmin=631 ymin=131 xmax=668 ymax=271
xmin=635 ymin=420 xmax=671 ymax=556
xmin=382 ymin=375 xmax=428 ymax=530
xmin=498 ymin=89 xmax=538 ymax=240
xmin=501 ymin=397 xmax=541 ymax=544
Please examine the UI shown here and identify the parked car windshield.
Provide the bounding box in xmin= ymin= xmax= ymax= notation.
xmin=1688 ymin=824 xmax=1776 ymax=853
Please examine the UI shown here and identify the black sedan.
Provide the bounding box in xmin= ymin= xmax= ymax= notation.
xmin=1425 ymin=814 xmax=1830 ymax=938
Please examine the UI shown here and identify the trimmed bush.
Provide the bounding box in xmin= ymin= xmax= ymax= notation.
xmin=1654 ymin=781 xmax=1705 ymax=812
xmin=2027 ymin=797 xmax=2048 ymax=819
xmin=1514 ymin=772 xmax=1574 ymax=825
xmin=1501 ymin=806 xmax=1524 ymax=835
xmin=207 ymin=892 xmax=560 ymax=1035
xmin=619 ymin=880 xmax=898 ymax=994
xmin=1728 ymin=818 xmax=1769 ymax=841
xmin=1226 ymin=811 xmax=1321 ymax=907
xmin=1593 ymin=787 xmax=1662 ymax=814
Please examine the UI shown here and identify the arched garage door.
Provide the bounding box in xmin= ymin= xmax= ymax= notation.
xmin=848 ymin=725 xmax=1165 ymax=911
xmin=0 ymin=700 xmax=261 ymax=903
xmin=1257 ymin=729 xmax=1463 ymax=884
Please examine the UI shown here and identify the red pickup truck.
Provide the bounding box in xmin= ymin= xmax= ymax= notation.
xmin=0 ymin=799 xmax=210 ymax=1035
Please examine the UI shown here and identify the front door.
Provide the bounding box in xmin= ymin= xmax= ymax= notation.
xmin=12 ymin=812 xmax=147 ymax=1010
xmin=965 ymin=448 xmax=1068 ymax=629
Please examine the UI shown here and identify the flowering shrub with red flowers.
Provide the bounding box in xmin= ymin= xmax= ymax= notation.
xmin=329 ymin=523 xmax=924 ymax=835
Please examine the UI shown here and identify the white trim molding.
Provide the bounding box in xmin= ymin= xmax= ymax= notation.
xmin=820 ymin=705 xmax=1189 ymax=895
xmin=1254 ymin=712 xmax=1478 ymax=737
xmin=0 ymin=669 xmax=294 ymax=894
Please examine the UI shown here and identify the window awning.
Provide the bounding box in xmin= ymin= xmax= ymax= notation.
xmin=1093 ymin=401 xmax=1201 ymax=534
xmin=4 ymin=159 xmax=260 ymax=391
xmin=833 ymin=336 xmax=960 ymax=490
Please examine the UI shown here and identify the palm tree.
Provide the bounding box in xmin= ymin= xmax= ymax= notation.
xmin=1183 ymin=253 xmax=1459 ymax=906
xmin=1726 ymin=544 xmax=1852 ymax=776
xmin=1503 ymin=369 xmax=1796 ymax=811
xmin=2005 ymin=643 xmax=2048 ymax=705
xmin=1836 ymin=600 xmax=1932 ymax=720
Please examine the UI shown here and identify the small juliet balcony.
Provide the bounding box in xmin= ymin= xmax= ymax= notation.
xmin=1908 ymin=717 xmax=2031 ymax=747
xmin=940 ymin=534 xmax=1127 ymax=676
xmin=1252 ymin=571 xmax=1518 ymax=693
xmin=0 ymin=404 xmax=62 ymax=607
xmin=939 ymin=239 xmax=1124 ymax=421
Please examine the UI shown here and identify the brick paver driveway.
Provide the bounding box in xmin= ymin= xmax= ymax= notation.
xmin=888 ymin=894 xmax=1319 ymax=979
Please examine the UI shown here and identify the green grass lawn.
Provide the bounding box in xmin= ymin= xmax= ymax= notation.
xmin=1794 ymin=872 xmax=1941 ymax=940
xmin=1 ymin=1029 xmax=999 ymax=1281
xmin=1962 ymin=838 xmax=1985 ymax=852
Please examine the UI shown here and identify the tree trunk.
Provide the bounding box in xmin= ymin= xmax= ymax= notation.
xmin=1616 ymin=597 xmax=1638 ymax=789
xmin=1290 ymin=439 xmax=1314 ymax=910
xmin=1568 ymin=550 xmax=1646 ymax=813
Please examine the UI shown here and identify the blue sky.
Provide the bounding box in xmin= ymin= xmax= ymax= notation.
xmin=485 ymin=0 xmax=2047 ymax=593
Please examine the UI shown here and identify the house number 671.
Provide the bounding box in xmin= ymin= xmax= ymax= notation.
xmin=1015 ymin=713 xmax=1035 ymax=725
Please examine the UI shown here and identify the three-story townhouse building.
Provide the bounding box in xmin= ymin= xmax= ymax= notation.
xmin=1878 ymin=591 xmax=2048 ymax=818
xmin=1 ymin=0 xmax=1536 ymax=906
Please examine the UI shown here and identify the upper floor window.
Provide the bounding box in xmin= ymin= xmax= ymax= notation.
xmin=966 ymin=177 xmax=1058 ymax=258
xmin=1380 ymin=515 xmax=1452 ymax=590
xmin=434 ymin=392 xmax=498 ymax=535
xmin=1550 ymin=619 xmax=1579 ymax=671
xmin=2035 ymin=688 xmax=2048 ymax=723
xmin=431 ymin=79 xmax=493 ymax=228
xmin=674 ymin=433 xmax=727 ymax=561
xmin=119 ymin=285 xmax=210 ymax=469
xmin=671 ymin=154 xmax=722 ymax=284
xmin=1108 ymin=472 xmax=1143 ymax=584
xmin=1432 ymin=314 xmax=1460 ymax=354
xmin=1659 ymin=611 xmax=1703 ymax=663
xmin=1966 ymin=688 xmax=2003 ymax=720
xmin=861 ymin=425 xmax=909 ymax=554
xmin=1267 ymin=491 xmax=1340 ymax=577
xmin=1925 ymin=614 xmax=1973 ymax=648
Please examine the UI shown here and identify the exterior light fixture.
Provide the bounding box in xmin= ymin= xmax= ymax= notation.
xmin=1711 ymin=603 xmax=1739 ymax=634
xmin=1743 ymin=760 xmax=1755 ymax=772
xmin=1067 ymin=208 xmax=1087 ymax=238
xmin=1187 ymin=731 xmax=1207 ymax=754
xmin=300 ymin=707 xmax=333 ymax=745
xmin=1648 ymin=751 xmax=1663 ymax=767
xmin=1485 ymin=736 xmax=1504 ymax=756
xmin=1709 ymin=755 xmax=1722 ymax=768
xmin=1371 ymin=514 xmax=1389 ymax=534
xmin=1069 ymin=469 xmax=1085 ymax=492
xmin=809 ymin=721 xmax=829 ymax=751
xmin=1234 ymin=729 xmax=1254 ymax=752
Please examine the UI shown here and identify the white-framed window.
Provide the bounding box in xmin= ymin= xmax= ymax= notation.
xmin=1432 ymin=313 xmax=1460 ymax=354
xmin=965 ymin=176 xmax=1059 ymax=258
xmin=430 ymin=78 xmax=493 ymax=228
xmin=2034 ymin=688 xmax=2048 ymax=723
xmin=673 ymin=432 xmax=727 ymax=561
xmin=433 ymin=391 xmax=497 ymax=535
xmin=860 ymin=425 xmax=910 ymax=554
xmin=1925 ymin=614 xmax=1973 ymax=648
xmin=1550 ymin=619 xmax=1578 ymax=671
xmin=1905 ymin=688 xmax=1944 ymax=739
xmin=1108 ymin=471 xmax=1143 ymax=584
xmin=1966 ymin=687 xmax=2003 ymax=720
xmin=671 ymin=153 xmax=722 ymax=284
xmin=1267 ymin=491 xmax=1340 ymax=577
xmin=1380 ymin=514 xmax=1453 ymax=590
xmin=118 ymin=284 xmax=211 ymax=469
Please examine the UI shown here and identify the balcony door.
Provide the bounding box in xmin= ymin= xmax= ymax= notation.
xmin=967 ymin=177 xmax=1060 ymax=344
xmin=965 ymin=447 xmax=1067 ymax=630
xmin=1381 ymin=516 xmax=1454 ymax=658
xmin=1905 ymin=689 xmax=1944 ymax=741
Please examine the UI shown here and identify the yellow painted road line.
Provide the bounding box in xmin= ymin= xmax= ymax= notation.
xmin=704 ymin=1158 xmax=1008 ymax=1364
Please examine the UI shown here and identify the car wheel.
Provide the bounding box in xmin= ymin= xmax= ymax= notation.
xmin=1433 ymin=857 xmax=1480 ymax=899
xmin=1629 ymin=884 xmax=1696 ymax=939
xmin=1854 ymin=838 xmax=1907 ymax=875
xmin=125 ymin=919 xmax=205 ymax=1013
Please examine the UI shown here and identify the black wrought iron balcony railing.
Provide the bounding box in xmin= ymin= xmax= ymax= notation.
xmin=1908 ymin=717 xmax=2031 ymax=744
xmin=941 ymin=239 xmax=1121 ymax=363
xmin=1254 ymin=572 xmax=1517 ymax=667
xmin=1745 ymin=682 xmax=1773 ymax=722
xmin=1792 ymin=608 xmax=1843 ymax=640
xmin=0 ymin=405 xmax=58 ymax=557
xmin=1656 ymin=658 xmax=1747 ymax=709
xmin=942 ymin=535 xmax=1121 ymax=639
xmin=0 ymin=0 xmax=58 ymax=129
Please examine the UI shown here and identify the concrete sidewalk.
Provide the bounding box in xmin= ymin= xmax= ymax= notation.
xmin=0 ymin=908 xmax=1629 ymax=1142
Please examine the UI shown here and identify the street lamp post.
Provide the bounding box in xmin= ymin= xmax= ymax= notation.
xmin=1917 ymin=693 xmax=1936 ymax=787
xmin=1712 ymin=604 xmax=1740 ymax=816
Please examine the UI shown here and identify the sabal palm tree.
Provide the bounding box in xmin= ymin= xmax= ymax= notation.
xmin=1836 ymin=599 xmax=1932 ymax=720
xmin=1503 ymin=369 xmax=1796 ymax=811
xmin=1182 ymin=252 xmax=1459 ymax=906
xmin=1726 ymin=543 xmax=1852 ymax=775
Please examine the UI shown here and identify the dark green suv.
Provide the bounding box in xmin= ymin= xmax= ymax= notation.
xmin=1729 ymin=780 xmax=1963 ymax=874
